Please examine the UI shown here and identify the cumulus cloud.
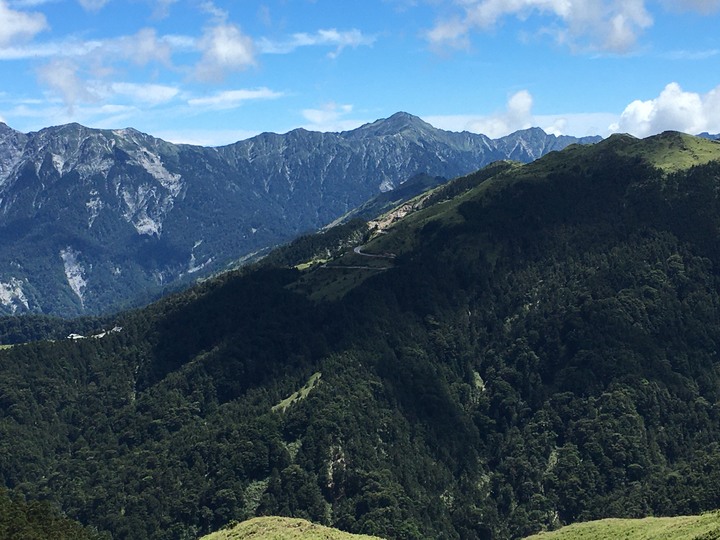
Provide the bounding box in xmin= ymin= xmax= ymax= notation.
xmin=442 ymin=90 xmax=533 ymax=138
xmin=0 ymin=0 xmax=47 ymax=46
xmin=195 ymin=23 xmax=255 ymax=81
xmin=258 ymin=29 xmax=376 ymax=58
xmin=187 ymin=88 xmax=283 ymax=109
xmin=427 ymin=0 xmax=654 ymax=53
xmin=613 ymin=82 xmax=720 ymax=137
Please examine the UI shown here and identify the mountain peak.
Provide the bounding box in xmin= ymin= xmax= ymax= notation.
xmin=348 ymin=111 xmax=435 ymax=138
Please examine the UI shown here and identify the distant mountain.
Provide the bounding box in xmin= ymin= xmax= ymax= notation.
xmin=698 ymin=132 xmax=720 ymax=141
xmin=3 ymin=132 xmax=720 ymax=540
xmin=0 ymin=115 xmax=599 ymax=316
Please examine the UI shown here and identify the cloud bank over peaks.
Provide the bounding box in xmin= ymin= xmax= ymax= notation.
xmin=425 ymin=90 xmax=535 ymax=138
xmin=425 ymin=83 xmax=720 ymax=140
xmin=613 ymin=82 xmax=720 ymax=137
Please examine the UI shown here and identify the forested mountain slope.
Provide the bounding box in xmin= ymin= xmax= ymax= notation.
xmin=2 ymin=132 xmax=720 ymax=539
xmin=0 ymin=116 xmax=597 ymax=316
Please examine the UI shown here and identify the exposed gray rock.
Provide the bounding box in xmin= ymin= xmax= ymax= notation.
xmin=0 ymin=113 xmax=600 ymax=315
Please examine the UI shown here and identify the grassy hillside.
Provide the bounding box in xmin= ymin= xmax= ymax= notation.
xmin=4 ymin=132 xmax=720 ymax=540
xmin=525 ymin=512 xmax=720 ymax=540
xmin=201 ymin=517 xmax=384 ymax=540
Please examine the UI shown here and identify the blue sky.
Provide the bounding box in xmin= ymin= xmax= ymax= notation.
xmin=1 ymin=0 xmax=719 ymax=145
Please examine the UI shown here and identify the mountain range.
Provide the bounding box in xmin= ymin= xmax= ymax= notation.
xmin=0 ymin=114 xmax=599 ymax=316
xmin=2 ymin=131 xmax=720 ymax=539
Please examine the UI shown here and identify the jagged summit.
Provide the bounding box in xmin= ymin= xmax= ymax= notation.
xmin=4 ymin=129 xmax=720 ymax=540
xmin=0 ymin=115 xmax=600 ymax=316
xmin=345 ymin=111 xmax=438 ymax=139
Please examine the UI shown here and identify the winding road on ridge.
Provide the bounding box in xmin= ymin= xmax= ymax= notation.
xmin=320 ymin=244 xmax=396 ymax=271
xmin=352 ymin=245 xmax=396 ymax=259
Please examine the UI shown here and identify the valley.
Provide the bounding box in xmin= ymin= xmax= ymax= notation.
xmin=2 ymin=132 xmax=720 ymax=539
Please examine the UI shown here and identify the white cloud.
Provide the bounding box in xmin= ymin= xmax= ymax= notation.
xmin=110 ymin=82 xmax=180 ymax=105
xmin=9 ymin=0 xmax=57 ymax=6
xmin=665 ymin=49 xmax=720 ymax=61
xmin=150 ymin=0 xmax=177 ymax=19
xmin=195 ymin=23 xmax=255 ymax=81
xmin=424 ymin=109 xmax=617 ymax=137
xmin=301 ymin=102 xmax=365 ymax=131
xmin=259 ymin=28 xmax=376 ymax=58
xmin=613 ymin=82 xmax=720 ymax=137
xmin=423 ymin=90 xmax=622 ymax=137
xmin=199 ymin=0 xmax=227 ymax=22
xmin=445 ymin=90 xmax=534 ymax=138
xmin=535 ymin=112 xmax=618 ymax=137
xmin=31 ymin=29 xmax=178 ymax=115
xmin=37 ymin=59 xmax=96 ymax=112
xmin=426 ymin=18 xmax=471 ymax=50
xmin=0 ymin=29 xmax=172 ymax=63
xmin=188 ymin=88 xmax=283 ymax=109
xmin=111 ymin=28 xmax=173 ymax=66
xmin=427 ymin=0 xmax=654 ymax=53
xmin=0 ymin=38 xmax=102 ymax=60
xmin=0 ymin=0 xmax=47 ymax=46
xmin=7 ymin=100 xmax=140 ymax=131
xmin=77 ymin=0 xmax=108 ymax=12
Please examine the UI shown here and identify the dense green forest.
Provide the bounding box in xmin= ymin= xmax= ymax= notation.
xmin=2 ymin=132 xmax=720 ymax=539
xmin=0 ymin=487 xmax=107 ymax=539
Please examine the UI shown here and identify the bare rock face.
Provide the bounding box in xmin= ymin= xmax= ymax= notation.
xmin=0 ymin=114 xmax=599 ymax=315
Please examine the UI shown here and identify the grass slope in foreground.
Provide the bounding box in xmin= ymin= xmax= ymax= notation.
xmin=201 ymin=517 xmax=384 ymax=540
xmin=525 ymin=512 xmax=720 ymax=540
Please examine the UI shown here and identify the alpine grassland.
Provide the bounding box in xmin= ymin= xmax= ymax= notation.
xmin=525 ymin=512 xmax=720 ymax=540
